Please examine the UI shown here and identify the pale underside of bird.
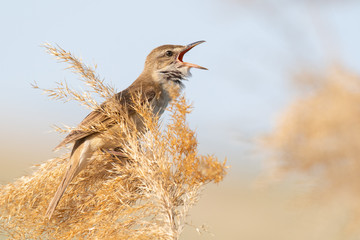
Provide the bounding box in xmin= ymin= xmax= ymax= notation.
xmin=45 ymin=41 xmax=207 ymax=219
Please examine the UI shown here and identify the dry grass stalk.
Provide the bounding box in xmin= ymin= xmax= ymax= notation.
xmin=265 ymin=65 xmax=360 ymax=235
xmin=32 ymin=43 xmax=115 ymax=110
xmin=0 ymin=44 xmax=227 ymax=239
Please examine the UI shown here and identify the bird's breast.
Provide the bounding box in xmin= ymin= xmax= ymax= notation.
xmin=151 ymin=91 xmax=171 ymax=116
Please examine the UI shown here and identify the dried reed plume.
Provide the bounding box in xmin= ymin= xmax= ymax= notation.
xmin=0 ymin=44 xmax=227 ymax=239
xmin=265 ymin=65 xmax=360 ymax=235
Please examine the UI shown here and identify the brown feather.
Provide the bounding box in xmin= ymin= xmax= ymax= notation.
xmin=54 ymin=77 xmax=160 ymax=150
xmin=45 ymin=139 xmax=86 ymax=218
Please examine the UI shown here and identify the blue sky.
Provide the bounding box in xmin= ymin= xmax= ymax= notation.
xmin=1 ymin=0 xmax=360 ymax=180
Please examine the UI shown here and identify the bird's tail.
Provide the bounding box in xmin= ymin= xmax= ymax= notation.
xmin=45 ymin=139 xmax=88 ymax=219
xmin=45 ymin=165 xmax=77 ymax=219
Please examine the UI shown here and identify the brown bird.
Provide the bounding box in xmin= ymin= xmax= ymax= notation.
xmin=45 ymin=41 xmax=207 ymax=219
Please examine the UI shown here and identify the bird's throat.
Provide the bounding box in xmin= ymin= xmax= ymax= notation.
xmin=158 ymin=70 xmax=185 ymax=100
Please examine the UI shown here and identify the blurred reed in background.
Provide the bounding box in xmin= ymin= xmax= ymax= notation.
xmin=265 ymin=65 xmax=360 ymax=236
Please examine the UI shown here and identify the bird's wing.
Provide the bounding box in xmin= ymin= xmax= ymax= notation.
xmin=54 ymin=110 xmax=110 ymax=150
xmin=54 ymin=86 xmax=158 ymax=150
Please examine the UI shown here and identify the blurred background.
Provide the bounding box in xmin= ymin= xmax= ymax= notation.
xmin=1 ymin=0 xmax=360 ymax=239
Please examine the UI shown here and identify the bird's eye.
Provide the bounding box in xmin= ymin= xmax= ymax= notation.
xmin=165 ymin=50 xmax=173 ymax=57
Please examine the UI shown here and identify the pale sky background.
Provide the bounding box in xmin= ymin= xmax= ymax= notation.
xmin=1 ymin=0 xmax=360 ymax=181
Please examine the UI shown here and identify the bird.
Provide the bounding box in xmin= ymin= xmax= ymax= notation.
xmin=45 ymin=41 xmax=207 ymax=219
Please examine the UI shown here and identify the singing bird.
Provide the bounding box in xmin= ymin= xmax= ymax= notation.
xmin=45 ymin=41 xmax=207 ymax=219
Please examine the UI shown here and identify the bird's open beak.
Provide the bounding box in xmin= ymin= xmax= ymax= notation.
xmin=177 ymin=40 xmax=208 ymax=70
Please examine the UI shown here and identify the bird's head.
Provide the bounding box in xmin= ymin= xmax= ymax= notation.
xmin=143 ymin=41 xmax=207 ymax=84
